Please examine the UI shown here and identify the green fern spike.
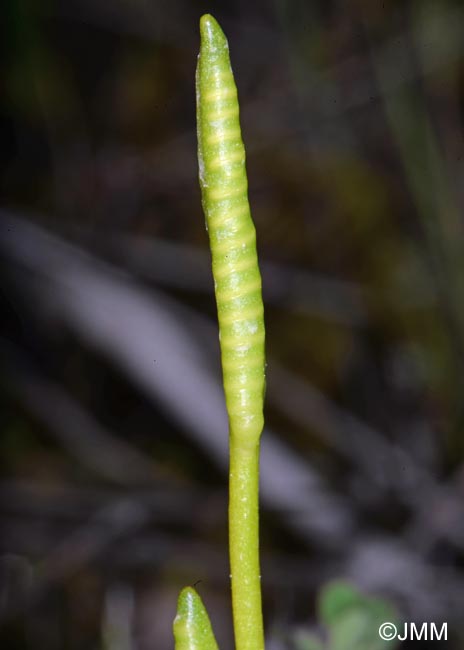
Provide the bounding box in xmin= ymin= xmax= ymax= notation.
xmin=196 ymin=14 xmax=266 ymax=650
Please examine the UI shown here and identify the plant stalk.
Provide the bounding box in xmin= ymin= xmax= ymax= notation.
xmin=229 ymin=437 xmax=264 ymax=650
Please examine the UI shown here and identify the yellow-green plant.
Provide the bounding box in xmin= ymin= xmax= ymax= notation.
xmin=173 ymin=587 xmax=219 ymax=650
xmin=174 ymin=13 xmax=266 ymax=650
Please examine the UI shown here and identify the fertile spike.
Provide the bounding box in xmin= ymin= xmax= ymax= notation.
xmin=196 ymin=14 xmax=265 ymax=445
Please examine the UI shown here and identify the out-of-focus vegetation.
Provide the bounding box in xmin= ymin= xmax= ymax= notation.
xmin=293 ymin=581 xmax=399 ymax=650
xmin=1 ymin=1 xmax=464 ymax=648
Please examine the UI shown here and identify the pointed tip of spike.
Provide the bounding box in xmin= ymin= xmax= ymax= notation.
xmin=199 ymin=14 xmax=227 ymax=52
xmin=176 ymin=586 xmax=196 ymax=613
xmin=200 ymin=14 xmax=218 ymax=35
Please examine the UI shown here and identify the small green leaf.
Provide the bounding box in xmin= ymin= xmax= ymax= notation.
xmin=319 ymin=581 xmax=364 ymax=625
xmin=318 ymin=581 xmax=400 ymax=650
xmin=173 ymin=586 xmax=219 ymax=650
xmin=330 ymin=608 xmax=381 ymax=650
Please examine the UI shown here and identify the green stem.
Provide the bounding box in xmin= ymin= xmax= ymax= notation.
xmin=229 ymin=437 xmax=264 ymax=650
xmin=191 ymin=14 xmax=266 ymax=649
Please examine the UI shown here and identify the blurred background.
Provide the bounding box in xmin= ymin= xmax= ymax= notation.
xmin=1 ymin=0 xmax=464 ymax=648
